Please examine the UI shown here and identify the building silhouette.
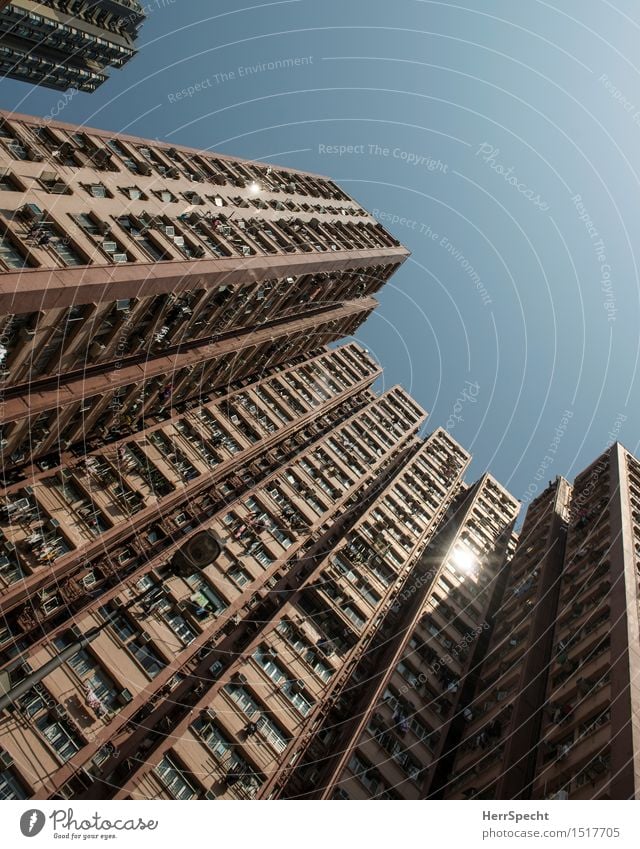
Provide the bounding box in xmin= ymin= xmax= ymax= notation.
xmin=440 ymin=447 xmax=640 ymax=800
xmin=0 ymin=110 xmax=406 ymax=478
xmin=0 ymin=1 xmax=146 ymax=92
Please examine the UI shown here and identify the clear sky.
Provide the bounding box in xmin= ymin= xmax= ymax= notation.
xmin=3 ymin=0 xmax=640 ymax=508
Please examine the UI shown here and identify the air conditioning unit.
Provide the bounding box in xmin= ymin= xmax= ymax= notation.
xmin=42 ymin=598 xmax=60 ymax=615
xmin=6 ymin=497 xmax=31 ymax=513
xmin=20 ymin=202 xmax=43 ymax=221
xmin=140 ymin=633 xmax=152 ymax=644
xmin=235 ymin=673 xmax=248 ymax=685
xmin=208 ymin=660 xmax=223 ymax=679
xmin=117 ymin=689 xmax=133 ymax=705
xmin=0 ymin=749 xmax=14 ymax=768
xmin=93 ymin=148 xmax=113 ymax=161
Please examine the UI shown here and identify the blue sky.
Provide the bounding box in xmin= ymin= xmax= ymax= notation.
xmin=3 ymin=0 xmax=640 ymax=506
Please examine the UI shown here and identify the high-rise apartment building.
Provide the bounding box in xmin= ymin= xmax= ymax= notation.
xmin=0 ymin=1 xmax=146 ymax=92
xmin=0 ymin=340 xmax=455 ymax=800
xmin=0 ymin=110 xmax=406 ymax=477
xmin=443 ymin=477 xmax=571 ymax=800
xmin=444 ymin=444 xmax=640 ymax=801
xmin=303 ymin=476 xmax=520 ymax=800
xmin=532 ymin=445 xmax=640 ymax=800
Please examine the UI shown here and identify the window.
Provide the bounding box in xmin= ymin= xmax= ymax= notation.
xmin=348 ymin=753 xmax=384 ymax=794
xmin=276 ymin=621 xmax=335 ymax=679
xmin=64 ymin=648 xmax=94 ymax=676
xmin=72 ymin=212 xmax=104 ymax=236
xmin=99 ymin=604 xmax=136 ymax=642
xmin=6 ymin=139 xmax=29 ymax=160
xmin=128 ymin=639 xmax=166 ymax=677
xmin=308 ymin=654 xmax=334 ymax=683
xmin=219 ymin=686 xmax=289 ymax=753
xmin=332 ymin=788 xmax=350 ymax=800
xmin=359 ymin=583 xmax=382 ymax=607
xmin=253 ymin=648 xmax=287 ymax=683
xmin=0 ymin=621 xmax=19 ymax=645
xmin=194 ymin=719 xmax=232 ymax=759
xmin=369 ymin=560 xmax=394 ymax=587
xmin=17 ymin=688 xmax=48 ymax=718
xmin=116 ymin=215 xmax=170 ymax=261
xmin=38 ymin=171 xmax=70 ymax=194
xmin=228 ymin=564 xmax=251 ymax=587
xmin=0 ymin=169 xmax=20 ymax=191
xmin=121 ymin=186 xmax=145 ymax=201
xmin=137 ymin=573 xmax=157 ymax=593
xmin=256 ymin=715 xmax=290 ymax=753
xmin=156 ymin=755 xmax=198 ymax=800
xmin=182 ymin=191 xmax=204 ymax=205
xmin=154 ymin=189 xmax=177 ymax=203
xmin=342 ymin=604 xmax=366 ymax=629
xmin=36 ymin=716 xmax=82 ymax=763
xmin=85 ymin=183 xmax=111 ymax=199
xmin=160 ymin=605 xmax=196 ymax=645
xmin=0 ymin=766 xmax=29 ymax=800
xmin=282 ymin=681 xmax=315 ymax=715
xmin=61 ymin=648 xmax=119 ymax=713
xmin=224 ymin=754 xmax=262 ymax=796
xmin=35 ymin=221 xmax=86 ymax=267
xmin=224 ymin=684 xmax=261 ymax=717
xmin=83 ymin=669 xmax=119 ymax=712
xmin=0 ymin=234 xmax=30 ymax=270
xmin=107 ymin=139 xmax=141 ymax=174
